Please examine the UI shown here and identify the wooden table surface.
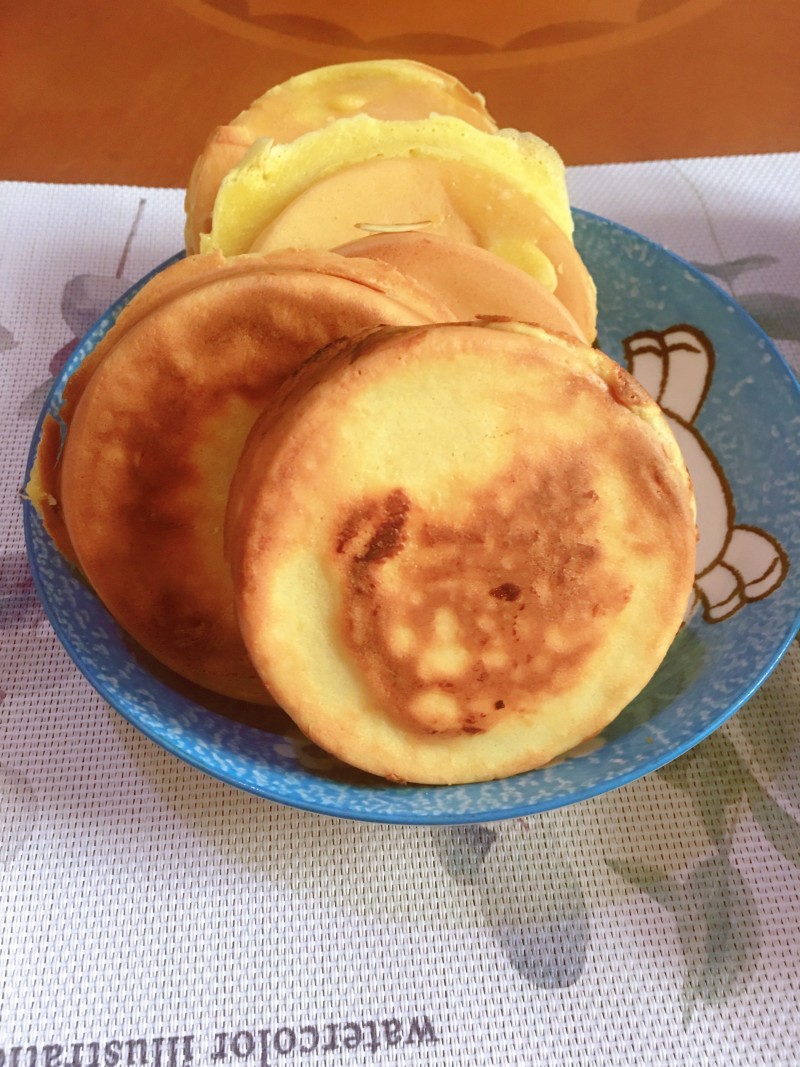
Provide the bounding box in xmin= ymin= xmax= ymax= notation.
xmin=2 ymin=0 xmax=799 ymax=189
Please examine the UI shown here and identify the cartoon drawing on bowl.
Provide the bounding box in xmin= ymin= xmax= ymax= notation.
xmin=623 ymin=325 xmax=789 ymax=622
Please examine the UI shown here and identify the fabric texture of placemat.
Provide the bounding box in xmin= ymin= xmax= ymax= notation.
xmin=1 ymin=159 xmax=799 ymax=1065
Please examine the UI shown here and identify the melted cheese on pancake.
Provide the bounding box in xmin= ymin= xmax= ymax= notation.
xmin=228 ymin=320 xmax=696 ymax=782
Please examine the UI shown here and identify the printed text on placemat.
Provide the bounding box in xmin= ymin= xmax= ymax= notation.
xmin=1 ymin=1020 xmax=439 ymax=1067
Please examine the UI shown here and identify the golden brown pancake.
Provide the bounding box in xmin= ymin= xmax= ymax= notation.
xmin=334 ymin=231 xmax=588 ymax=340
xmin=28 ymin=251 xmax=455 ymax=703
xmin=185 ymin=59 xmax=497 ymax=254
xmin=227 ymin=320 xmax=696 ymax=782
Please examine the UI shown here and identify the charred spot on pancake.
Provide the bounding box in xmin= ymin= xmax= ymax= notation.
xmin=490 ymin=582 xmax=522 ymax=601
xmin=332 ymin=453 xmax=634 ymax=738
xmin=359 ymin=489 xmax=411 ymax=563
xmin=336 ymin=489 xmax=411 ymax=565
xmin=462 ymin=724 xmax=485 ymax=735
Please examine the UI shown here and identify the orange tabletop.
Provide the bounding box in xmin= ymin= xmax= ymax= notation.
xmin=2 ymin=0 xmax=799 ymax=189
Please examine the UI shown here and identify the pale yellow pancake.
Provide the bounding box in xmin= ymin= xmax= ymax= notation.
xmin=227 ymin=320 xmax=696 ymax=782
xmin=185 ymin=58 xmax=496 ymax=254
xmin=203 ymin=113 xmax=596 ymax=339
xmin=28 ymin=251 xmax=454 ymax=702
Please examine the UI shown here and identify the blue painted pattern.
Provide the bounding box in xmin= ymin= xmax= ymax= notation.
xmin=22 ymin=216 xmax=800 ymax=824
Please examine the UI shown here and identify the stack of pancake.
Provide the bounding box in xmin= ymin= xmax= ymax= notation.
xmin=28 ymin=60 xmax=696 ymax=784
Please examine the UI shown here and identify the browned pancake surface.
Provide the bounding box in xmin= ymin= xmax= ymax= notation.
xmin=228 ymin=320 xmax=696 ymax=781
xmin=40 ymin=253 xmax=453 ymax=702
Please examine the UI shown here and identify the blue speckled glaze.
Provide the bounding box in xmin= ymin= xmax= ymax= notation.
xmin=22 ymin=215 xmax=800 ymax=824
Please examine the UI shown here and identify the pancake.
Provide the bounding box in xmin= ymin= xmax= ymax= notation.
xmin=185 ymin=59 xmax=497 ymax=254
xmin=42 ymin=248 xmax=452 ymax=434
xmin=29 ymin=248 xmax=455 ymax=565
xmin=204 ymin=114 xmax=572 ymax=250
xmin=202 ymin=113 xmax=596 ymax=339
xmin=227 ymin=320 xmax=697 ymax=783
xmin=334 ymin=231 xmax=588 ymax=341
xmin=28 ymin=251 xmax=455 ymax=703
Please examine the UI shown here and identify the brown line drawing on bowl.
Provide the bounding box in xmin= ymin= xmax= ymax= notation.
xmin=624 ymin=324 xmax=789 ymax=623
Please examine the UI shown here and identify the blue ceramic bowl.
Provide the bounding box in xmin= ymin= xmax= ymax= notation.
xmin=23 ymin=214 xmax=800 ymax=824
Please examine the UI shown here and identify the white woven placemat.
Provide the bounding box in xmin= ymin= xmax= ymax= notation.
xmin=1 ymin=157 xmax=799 ymax=1065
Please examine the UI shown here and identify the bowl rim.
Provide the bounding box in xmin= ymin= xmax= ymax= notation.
xmin=21 ymin=213 xmax=800 ymax=824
